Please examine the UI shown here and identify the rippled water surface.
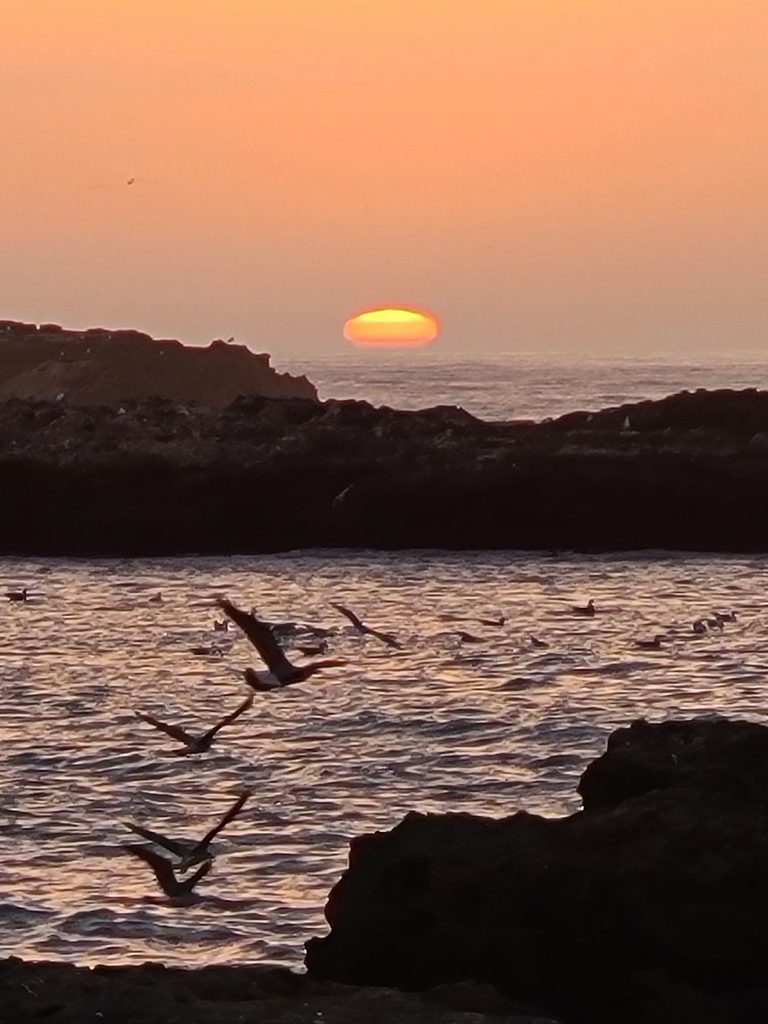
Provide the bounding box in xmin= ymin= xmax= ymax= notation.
xmin=2 ymin=551 xmax=768 ymax=968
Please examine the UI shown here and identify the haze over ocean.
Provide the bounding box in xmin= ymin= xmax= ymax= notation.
xmin=277 ymin=351 xmax=768 ymax=422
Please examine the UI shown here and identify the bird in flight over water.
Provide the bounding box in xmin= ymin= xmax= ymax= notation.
xmin=124 ymin=790 xmax=252 ymax=872
xmin=217 ymin=598 xmax=345 ymax=690
xmin=122 ymin=843 xmax=211 ymax=902
xmin=332 ymin=603 xmax=401 ymax=648
xmin=134 ymin=693 xmax=253 ymax=755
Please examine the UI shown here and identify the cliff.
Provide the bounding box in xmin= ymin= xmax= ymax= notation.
xmin=0 ymin=320 xmax=317 ymax=406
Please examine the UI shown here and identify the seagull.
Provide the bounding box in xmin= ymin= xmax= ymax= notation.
xmin=332 ymin=603 xmax=401 ymax=649
xmin=122 ymin=844 xmax=211 ymax=902
xmin=572 ymin=599 xmax=596 ymax=617
xmin=714 ymin=611 xmax=737 ymax=623
xmin=634 ymin=635 xmax=664 ymax=650
xmin=124 ymin=791 xmax=252 ymax=872
xmin=6 ymin=587 xmax=28 ymax=602
xmin=134 ymin=693 xmax=253 ymax=755
xmin=217 ymin=598 xmax=345 ymax=690
xmin=126 ymin=177 xmax=135 ymax=185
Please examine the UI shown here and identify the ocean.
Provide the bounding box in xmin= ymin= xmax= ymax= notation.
xmin=277 ymin=349 xmax=768 ymax=421
xmin=2 ymin=354 xmax=767 ymax=970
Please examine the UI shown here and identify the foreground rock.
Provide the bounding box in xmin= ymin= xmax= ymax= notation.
xmin=306 ymin=717 xmax=768 ymax=1024
xmin=0 ymin=319 xmax=316 ymax=406
xmin=0 ymin=958 xmax=559 ymax=1024
xmin=1 ymin=387 xmax=768 ymax=554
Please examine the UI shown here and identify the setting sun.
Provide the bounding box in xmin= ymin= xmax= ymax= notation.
xmin=343 ymin=308 xmax=440 ymax=347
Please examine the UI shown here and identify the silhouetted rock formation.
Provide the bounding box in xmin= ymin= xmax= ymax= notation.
xmin=0 ymin=319 xmax=316 ymax=406
xmin=1 ymin=387 xmax=768 ymax=554
xmin=306 ymin=717 xmax=768 ymax=1024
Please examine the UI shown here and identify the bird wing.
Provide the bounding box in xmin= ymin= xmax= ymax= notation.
xmin=198 ymin=790 xmax=252 ymax=849
xmin=366 ymin=627 xmax=401 ymax=649
xmin=217 ymin=599 xmax=294 ymax=678
xmin=134 ymin=712 xmax=194 ymax=745
xmin=123 ymin=822 xmax=190 ymax=858
xmin=203 ymin=693 xmax=254 ymax=740
xmin=122 ymin=844 xmax=181 ymax=897
xmin=332 ymin=603 xmax=364 ymax=629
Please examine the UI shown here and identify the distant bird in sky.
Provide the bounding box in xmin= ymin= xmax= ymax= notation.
xmin=124 ymin=790 xmax=252 ymax=872
xmin=6 ymin=587 xmax=28 ymax=602
xmin=572 ymin=599 xmax=596 ymax=617
xmin=122 ymin=843 xmax=211 ymax=901
xmin=134 ymin=693 xmax=253 ymax=755
xmin=217 ymin=598 xmax=345 ymax=690
xmin=126 ymin=177 xmax=135 ymax=185
xmin=332 ymin=603 xmax=401 ymax=648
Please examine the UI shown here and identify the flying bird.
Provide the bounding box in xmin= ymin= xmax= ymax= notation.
xmin=572 ymin=599 xmax=596 ymax=617
xmin=332 ymin=603 xmax=401 ymax=648
xmin=134 ymin=693 xmax=253 ymax=755
xmin=126 ymin=177 xmax=135 ymax=185
xmin=217 ymin=598 xmax=345 ymax=690
xmin=124 ymin=790 xmax=252 ymax=873
xmin=122 ymin=844 xmax=211 ymax=901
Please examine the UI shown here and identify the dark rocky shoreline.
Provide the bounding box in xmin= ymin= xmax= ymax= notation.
xmin=2 ymin=387 xmax=768 ymax=555
xmin=7 ymin=717 xmax=768 ymax=1024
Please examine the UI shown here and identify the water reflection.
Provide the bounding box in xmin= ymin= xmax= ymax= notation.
xmin=1 ymin=550 xmax=765 ymax=966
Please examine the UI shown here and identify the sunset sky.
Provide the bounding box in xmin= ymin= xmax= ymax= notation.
xmin=2 ymin=1 xmax=767 ymax=354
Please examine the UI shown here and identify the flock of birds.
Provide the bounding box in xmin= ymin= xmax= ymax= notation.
xmin=5 ymin=585 xmax=739 ymax=906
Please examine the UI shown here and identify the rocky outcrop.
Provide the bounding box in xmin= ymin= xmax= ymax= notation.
xmin=0 ymin=387 xmax=768 ymax=554
xmin=0 ymin=957 xmax=561 ymax=1024
xmin=0 ymin=319 xmax=316 ymax=406
xmin=305 ymin=717 xmax=768 ymax=1024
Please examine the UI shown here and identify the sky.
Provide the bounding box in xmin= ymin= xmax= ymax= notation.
xmin=2 ymin=1 xmax=767 ymax=355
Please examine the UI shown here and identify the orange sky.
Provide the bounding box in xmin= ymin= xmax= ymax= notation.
xmin=2 ymin=1 xmax=767 ymax=353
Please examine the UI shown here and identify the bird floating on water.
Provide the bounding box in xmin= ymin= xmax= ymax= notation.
xmin=477 ymin=615 xmax=505 ymax=627
xmin=124 ymin=790 xmax=252 ymax=872
xmin=529 ymin=635 xmax=549 ymax=648
xmin=122 ymin=843 xmax=211 ymax=902
xmin=572 ymin=599 xmax=596 ymax=617
xmin=6 ymin=587 xmax=28 ymax=602
xmin=332 ymin=603 xmax=401 ymax=648
xmin=149 ymin=592 xmax=163 ymax=604
xmin=692 ymin=619 xmax=709 ymax=635
xmin=134 ymin=694 xmax=253 ymax=755
xmin=218 ymin=598 xmax=345 ymax=690
xmin=634 ymin=635 xmax=664 ymax=650
xmin=213 ymin=619 xmax=230 ymax=632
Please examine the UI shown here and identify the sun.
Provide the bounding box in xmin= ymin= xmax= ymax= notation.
xmin=343 ymin=307 xmax=440 ymax=347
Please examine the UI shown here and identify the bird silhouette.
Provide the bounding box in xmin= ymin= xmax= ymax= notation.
xmin=332 ymin=603 xmax=401 ymax=648
xmin=122 ymin=844 xmax=211 ymax=900
xmin=124 ymin=791 xmax=252 ymax=872
xmin=218 ymin=598 xmax=345 ymax=690
xmin=134 ymin=693 xmax=253 ymax=755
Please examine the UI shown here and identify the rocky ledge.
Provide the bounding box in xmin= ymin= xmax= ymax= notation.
xmin=0 ymin=958 xmax=560 ymax=1024
xmin=0 ymin=319 xmax=316 ymax=406
xmin=306 ymin=716 xmax=768 ymax=1024
xmin=1 ymin=386 xmax=768 ymax=554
